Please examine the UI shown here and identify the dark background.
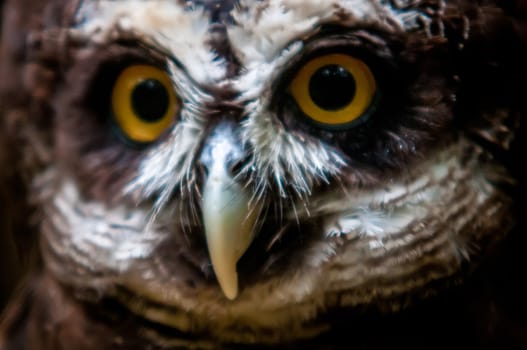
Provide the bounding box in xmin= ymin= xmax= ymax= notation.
xmin=0 ymin=0 xmax=22 ymax=313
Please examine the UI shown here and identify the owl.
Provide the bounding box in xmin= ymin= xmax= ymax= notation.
xmin=0 ymin=0 xmax=526 ymax=349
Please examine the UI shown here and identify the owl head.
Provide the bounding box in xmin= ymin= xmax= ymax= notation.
xmin=0 ymin=0 xmax=525 ymax=345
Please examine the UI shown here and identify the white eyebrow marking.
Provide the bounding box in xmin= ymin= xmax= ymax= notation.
xmin=228 ymin=0 xmax=425 ymax=65
xmin=74 ymin=0 xmax=227 ymax=83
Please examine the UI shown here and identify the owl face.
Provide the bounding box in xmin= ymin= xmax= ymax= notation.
xmin=28 ymin=0 xmax=519 ymax=344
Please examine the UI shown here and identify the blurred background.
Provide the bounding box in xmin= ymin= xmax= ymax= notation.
xmin=0 ymin=0 xmax=24 ymax=314
xmin=0 ymin=192 xmax=21 ymax=314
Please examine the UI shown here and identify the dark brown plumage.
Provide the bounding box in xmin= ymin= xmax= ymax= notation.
xmin=1 ymin=0 xmax=527 ymax=349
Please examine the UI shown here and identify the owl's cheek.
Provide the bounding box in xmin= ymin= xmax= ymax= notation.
xmin=307 ymin=138 xmax=515 ymax=302
xmin=37 ymin=174 xmax=165 ymax=284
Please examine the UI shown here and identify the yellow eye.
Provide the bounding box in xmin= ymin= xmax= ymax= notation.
xmin=289 ymin=53 xmax=377 ymax=127
xmin=111 ymin=65 xmax=178 ymax=144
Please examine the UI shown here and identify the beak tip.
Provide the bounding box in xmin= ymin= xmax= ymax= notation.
xmin=218 ymin=270 xmax=239 ymax=301
xmin=224 ymin=288 xmax=238 ymax=301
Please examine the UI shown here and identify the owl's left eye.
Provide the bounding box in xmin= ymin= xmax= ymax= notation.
xmin=289 ymin=53 xmax=377 ymax=128
xmin=111 ymin=65 xmax=179 ymax=144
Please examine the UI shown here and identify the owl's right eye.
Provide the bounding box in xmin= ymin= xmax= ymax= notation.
xmin=111 ymin=64 xmax=179 ymax=144
xmin=289 ymin=53 xmax=377 ymax=129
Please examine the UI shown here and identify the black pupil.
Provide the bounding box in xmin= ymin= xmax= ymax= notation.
xmin=131 ymin=79 xmax=170 ymax=122
xmin=308 ymin=65 xmax=356 ymax=111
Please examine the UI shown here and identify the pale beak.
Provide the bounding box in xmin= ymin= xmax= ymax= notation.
xmin=200 ymin=122 xmax=258 ymax=300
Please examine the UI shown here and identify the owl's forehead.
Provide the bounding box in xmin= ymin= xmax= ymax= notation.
xmin=74 ymin=0 xmax=422 ymax=82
